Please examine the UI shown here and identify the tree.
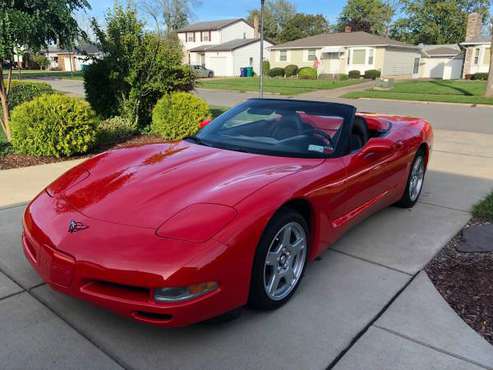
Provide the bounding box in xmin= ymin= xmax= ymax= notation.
xmin=247 ymin=0 xmax=296 ymax=42
xmin=278 ymin=14 xmax=330 ymax=42
xmin=337 ymin=0 xmax=392 ymax=35
xmin=486 ymin=32 xmax=493 ymax=97
xmin=0 ymin=0 xmax=89 ymax=142
xmin=85 ymin=5 xmax=192 ymax=126
xmin=32 ymin=54 xmax=50 ymax=70
xmin=140 ymin=0 xmax=199 ymax=34
xmin=391 ymin=0 xmax=490 ymax=44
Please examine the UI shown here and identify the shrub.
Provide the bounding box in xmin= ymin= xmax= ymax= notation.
xmin=262 ymin=60 xmax=270 ymax=75
xmin=2 ymin=81 xmax=54 ymax=112
xmin=284 ymin=64 xmax=299 ymax=78
xmin=97 ymin=116 xmax=137 ymax=147
xmin=269 ymin=67 xmax=285 ymax=78
xmin=471 ymin=73 xmax=489 ymax=81
xmin=298 ymin=67 xmax=317 ymax=80
xmin=151 ymin=92 xmax=210 ymax=140
xmin=338 ymin=73 xmax=349 ymax=81
xmin=11 ymin=94 xmax=98 ymax=157
xmin=348 ymin=70 xmax=361 ymax=79
xmin=364 ymin=69 xmax=381 ymax=80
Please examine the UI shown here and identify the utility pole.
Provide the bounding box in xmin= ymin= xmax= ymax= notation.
xmin=259 ymin=0 xmax=265 ymax=98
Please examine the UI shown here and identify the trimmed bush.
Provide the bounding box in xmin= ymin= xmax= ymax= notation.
xmin=1 ymin=81 xmax=54 ymax=113
xmin=11 ymin=94 xmax=98 ymax=157
xmin=151 ymin=92 xmax=210 ymax=140
xmin=298 ymin=67 xmax=317 ymax=80
xmin=338 ymin=73 xmax=349 ymax=81
xmin=348 ymin=70 xmax=361 ymax=79
xmin=269 ymin=67 xmax=285 ymax=78
xmin=284 ymin=64 xmax=299 ymax=78
xmin=471 ymin=72 xmax=489 ymax=81
xmin=262 ymin=60 xmax=270 ymax=75
xmin=97 ymin=116 xmax=137 ymax=147
xmin=364 ymin=69 xmax=381 ymax=80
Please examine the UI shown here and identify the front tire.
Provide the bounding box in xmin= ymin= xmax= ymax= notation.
xmin=397 ymin=148 xmax=426 ymax=208
xmin=248 ymin=208 xmax=309 ymax=310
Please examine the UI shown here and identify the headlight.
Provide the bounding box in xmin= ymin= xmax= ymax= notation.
xmin=155 ymin=203 xmax=237 ymax=242
xmin=154 ymin=282 xmax=218 ymax=302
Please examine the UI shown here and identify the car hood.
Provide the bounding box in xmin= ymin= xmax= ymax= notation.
xmin=54 ymin=142 xmax=323 ymax=229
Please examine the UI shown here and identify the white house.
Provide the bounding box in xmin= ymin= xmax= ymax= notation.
xmin=419 ymin=44 xmax=464 ymax=80
xmin=461 ymin=13 xmax=491 ymax=78
xmin=177 ymin=18 xmax=273 ymax=77
xmin=43 ymin=42 xmax=101 ymax=72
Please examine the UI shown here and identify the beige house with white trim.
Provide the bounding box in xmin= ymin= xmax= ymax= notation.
xmin=461 ymin=13 xmax=491 ymax=78
xmin=269 ymin=31 xmax=422 ymax=79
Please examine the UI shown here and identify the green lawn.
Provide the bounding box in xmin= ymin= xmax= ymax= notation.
xmin=473 ymin=191 xmax=493 ymax=222
xmin=198 ymin=77 xmax=364 ymax=95
xmin=343 ymin=80 xmax=493 ymax=105
xmin=2 ymin=70 xmax=84 ymax=80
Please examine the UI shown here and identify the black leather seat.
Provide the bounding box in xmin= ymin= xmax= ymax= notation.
xmin=351 ymin=116 xmax=369 ymax=152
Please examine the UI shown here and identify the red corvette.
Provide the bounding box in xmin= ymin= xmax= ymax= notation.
xmin=23 ymin=99 xmax=432 ymax=327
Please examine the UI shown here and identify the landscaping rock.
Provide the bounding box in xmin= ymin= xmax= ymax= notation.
xmin=458 ymin=224 xmax=493 ymax=253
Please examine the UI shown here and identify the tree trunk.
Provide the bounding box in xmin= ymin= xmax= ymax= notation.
xmin=0 ymin=62 xmax=12 ymax=141
xmin=486 ymin=33 xmax=493 ymax=98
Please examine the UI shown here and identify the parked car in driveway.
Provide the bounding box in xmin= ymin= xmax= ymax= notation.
xmin=192 ymin=65 xmax=214 ymax=78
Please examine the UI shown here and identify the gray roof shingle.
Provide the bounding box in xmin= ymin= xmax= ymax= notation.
xmin=189 ymin=38 xmax=261 ymax=52
xmin=177 ymin=19 xmax=246 ymax=32
xmin=270 ymin=31 xmax=418 ymax=49
xmin=421 ymin=44 xmax=462 ymax=57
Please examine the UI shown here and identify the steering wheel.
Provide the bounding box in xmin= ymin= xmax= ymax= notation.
xmin=306 ymin=128 xmax=335 ymax=149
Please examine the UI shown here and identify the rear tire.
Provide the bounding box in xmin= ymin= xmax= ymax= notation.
xmin=396 ymin=148 xmax=426 ymax=208
xmin=208 ymin=72 xmax=213 ymax=78
xmin=248 ymin=208 xmax=309 ymax=310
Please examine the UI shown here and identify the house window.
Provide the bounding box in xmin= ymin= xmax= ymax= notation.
xmin=368 ymin=49 xmax=374 ymax=65
xmin=187 ymin=32 xmax=195 ymax=42
xmin=352 ymin=49 xmax=366 ymax=65
xmin=202 ymin=32 xmax=210 ymax=42
xmin=484 ymin=48 xmax=491 ymax=65
xmin=307 ymin=49 xmax=317 ymax=61
xmin=413 ymin=58 xmax=420 ymax=74
xmin=474 ymin=48 xmax=480 ymax=64
xmin=347 ymin=51 xmax=351 ymax=65
xmin=280 ymin=50 xmax=287 ymax=61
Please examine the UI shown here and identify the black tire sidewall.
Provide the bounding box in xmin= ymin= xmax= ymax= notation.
xmin=397 ymin=149 xmax=426 ymax=208
xmin=248 ymin=208 xmax=309 ymax=310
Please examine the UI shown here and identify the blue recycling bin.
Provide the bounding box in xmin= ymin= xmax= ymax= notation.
xmin=240 ymin=67 xmax=247 ymax=77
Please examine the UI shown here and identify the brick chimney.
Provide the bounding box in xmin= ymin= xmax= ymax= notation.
xmin=253 ymin=15 xmax=260 ymax=39
xmin=465 ymin=12 xmax=482 ymax=42
xmin=345 ymin=26 xmax=352 ymax=33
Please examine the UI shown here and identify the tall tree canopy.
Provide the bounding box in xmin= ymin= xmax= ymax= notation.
xmin=336 ymin=0 xmax=393 ymax=35
xmin=140 ymin=0 xmax=199 ymax=33
xmin=247 ymin=0 xmax=296 ymax=42
xmin=278 ymin=14 xmax=330 ymax=43
xmin=0 ymin=0 xmax=89 ymax=141
xmin=391 ymin=0 xmax=490 ymax=44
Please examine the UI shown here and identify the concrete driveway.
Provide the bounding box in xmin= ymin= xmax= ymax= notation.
xmin=1 ymin=89 xmax=492 ymax=369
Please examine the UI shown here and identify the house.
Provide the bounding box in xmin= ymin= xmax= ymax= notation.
xmin=269 ymin=30 xmax=422 ymax=79
xmin=419 ymin=44 xmax=464 ymax=80
xmin=461 ymin=13 xmax=491 ymax=78
xmin=44 ymin=42 xmax=101 ymax=72
xmin=177 ymin=18 xmax=273 ymax=77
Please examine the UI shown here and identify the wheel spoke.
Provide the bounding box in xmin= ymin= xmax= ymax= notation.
xmin=284 ymin=267 xmax=295 ymax=286
xmin=281 ymin=225 xmax=292 ymax=247
xmin=265 ymin=251 xmax=278 ymax=266
xmin=268 ymin=272 xmax=281 ymax=295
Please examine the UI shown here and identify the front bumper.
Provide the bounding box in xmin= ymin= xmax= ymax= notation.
xmin=22 ymin=192 xmax=249 ymax=327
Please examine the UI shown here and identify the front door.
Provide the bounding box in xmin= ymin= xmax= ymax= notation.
xmin=321 ymin=53 xmax=341 ymax=74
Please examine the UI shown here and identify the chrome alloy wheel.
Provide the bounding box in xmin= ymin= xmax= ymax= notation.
xmin=409 ymin=156 xmax=425 ymax=202
xmin=263 ymin=222 xmax=307 ymax=301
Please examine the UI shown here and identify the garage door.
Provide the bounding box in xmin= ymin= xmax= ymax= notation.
xmin=206 ymin=57 xmax=229 ymax=77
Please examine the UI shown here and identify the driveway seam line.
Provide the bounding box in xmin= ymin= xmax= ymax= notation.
xmin=328 ymin=249 xmax=413 ymax=276
xmin=0 ymin=290 xmax=25 ymax=302
xmin=417 ymin=201 xmax=470 ymax=214
xmin=326 ymin=272 xmax=419 ymax=369
xmin=374 ymin=325 xmax=492 ymax=370
xmin=29 ymin=288 xmax=131 ymax=370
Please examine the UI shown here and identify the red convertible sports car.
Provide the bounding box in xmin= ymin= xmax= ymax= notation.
xmin=23 ymin=99 xmax=432 ymax=327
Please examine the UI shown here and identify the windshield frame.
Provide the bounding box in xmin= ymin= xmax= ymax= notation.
xmin=192 ymin=99 xmax=356 ymax=159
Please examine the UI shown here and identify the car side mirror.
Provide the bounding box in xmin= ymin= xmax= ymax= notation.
xmin=199 ymin=119 xmax=211 ymax=129
xmin=359 ymin=138 xmax=394 ymax=159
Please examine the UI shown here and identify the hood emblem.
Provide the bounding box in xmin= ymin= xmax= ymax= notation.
xmin=68 ymin=220 xmax=89 ymax=233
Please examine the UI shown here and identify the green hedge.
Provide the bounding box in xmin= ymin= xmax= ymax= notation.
xmin=298 ymin=67 xmax=317 ymax=80
xmin=364 ymin=69 xmax=381 ymax=80
xmin=97 ymin=116 xmax=137 ymax=147
xmin=1 ymin=80 xmax=53 ymax=114
xmin=471 ymin=73 xmax=489 ymax=81
xmin=284 ymin=64 xmax=299 ymax=78
xmin=269 ymin=67 xmax=285 ymax=78
xmin=348 ymin=70 xmax=361 ymax=79
xmin=151 ymin=92 xmax=209 ymax=140
xmin=11 ymin=94 xmax=98 ymax=157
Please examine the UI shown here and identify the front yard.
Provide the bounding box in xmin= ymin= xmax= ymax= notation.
xmin=198 ymin=77 xmax=364 ymax=95
xmin=344 ymin=80 xmax=493 ymax=105
xmin=2 ymin=70 xmax=84 ymax=80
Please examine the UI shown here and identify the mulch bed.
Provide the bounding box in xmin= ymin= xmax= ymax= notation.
xmin=426 ymin=219 xmax=493 ymax=345
xmin=0 ymin=135 xmax=166 ymax=170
